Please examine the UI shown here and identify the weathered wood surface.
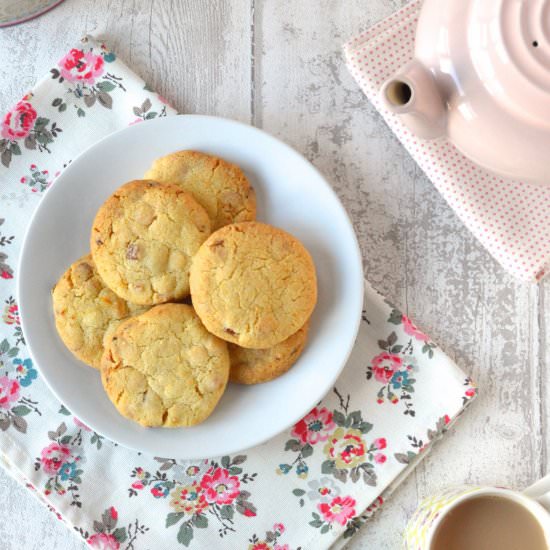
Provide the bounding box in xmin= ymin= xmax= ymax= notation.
xmin=0 ymin=1 xmax=547 ymax=548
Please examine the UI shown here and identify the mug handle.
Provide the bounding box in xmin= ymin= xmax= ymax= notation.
xmin=523 ymin=474 xmax=550 ymax=510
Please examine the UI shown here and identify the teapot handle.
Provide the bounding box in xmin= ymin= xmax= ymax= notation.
xmin=523 ymin=474 xmax=550 ymax=511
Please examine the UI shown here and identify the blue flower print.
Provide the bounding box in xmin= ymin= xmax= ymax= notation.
xmin=59 ymin=462 xmax=77 ymax=481
xmin=390 ymin=370 xmax=409 ymax=390
xmin=13 ymin=358 xmax=37 ymax=387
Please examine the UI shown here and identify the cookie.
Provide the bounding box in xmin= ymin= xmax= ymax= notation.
xmin=91 ymin=180 xmax=211 ymax=305
xmin=229 ymin=322 xmax=309 ymax=384
xmin=190 ymin=221 xmax=317 ymax=348
xmin=52 ymin=254 xmax=147 ymax=369
xmin=101 ymin=304 xmax=229 ymax=427
xmin=144 ymin=150 xmax=256 ymax=230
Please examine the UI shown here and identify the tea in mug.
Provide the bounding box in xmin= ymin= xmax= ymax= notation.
xmin=431 ymin=495 xmax=547 ymax=550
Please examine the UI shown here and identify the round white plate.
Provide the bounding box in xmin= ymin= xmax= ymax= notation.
xmin=18 ymin=115 xmax=363 ymax=458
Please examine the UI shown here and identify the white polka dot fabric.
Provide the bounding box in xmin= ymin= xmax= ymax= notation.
xmin=344 ymin=0 xmax=550 ymax=283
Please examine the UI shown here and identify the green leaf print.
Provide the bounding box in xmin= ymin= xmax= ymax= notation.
xmin=11 ymin=405 xmax=31 ymax=416
xmin=166 ymin=512 xmax=185 ymax=527
xmin=177 ymin=522 xmax=194 ymax=547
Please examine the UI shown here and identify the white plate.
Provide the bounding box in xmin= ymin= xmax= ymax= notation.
xmin=18 ymin=115 xmax=363 ymax=458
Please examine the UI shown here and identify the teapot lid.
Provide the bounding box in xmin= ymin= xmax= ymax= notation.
xmin=468 ymin=0 xmax=550 ymax=126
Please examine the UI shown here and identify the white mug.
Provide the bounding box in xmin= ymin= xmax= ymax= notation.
xmin=403 ymin=475 xmax=550 ymax=549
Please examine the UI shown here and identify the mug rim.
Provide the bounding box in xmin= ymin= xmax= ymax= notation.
xmin=427 ymin=486 xmax=550 ymax=549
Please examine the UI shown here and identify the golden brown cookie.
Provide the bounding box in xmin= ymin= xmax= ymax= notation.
xmin=52 ymin=254 xmax=147 ymax=369
xmin=91 ymin=180 xmax=211 ymax=305
xmin=143 ymin=150 xmax=256 ymax=230
xmin=190 ymin=221 xmax=317 ymax=349
xmin=229 ymin=322 xmax=309 ymax=384
xmin=101 ymin=304 xmax=229 ymax=427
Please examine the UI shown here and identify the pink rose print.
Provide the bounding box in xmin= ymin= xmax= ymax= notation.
xmin=76 ymin=506 xmax=146 ymax=549
xmin=0 ymin=376 xmax=20 ymax=409
xmin=1 ymin=101 xmax=37 ymax=140
xmin=273 ymin=523 xmax=285 ymax=534
xmin=40 ymin=442 xmax=71 ymax=475
xmin=87 ymin=533 xmax=119 ymax=550
xmin=373 ymin=437 xmax=387 ymax=450
xmin=0 ymin=99 xmax=62 ymax=167
xmin=50 ymin=46 xmax=124 ymax=118
xmin=402 ymin=314 xmax=429 ymax=342
xmin=318 ymin=495 xmax=356 ymax=526
xmin=58 ymin=49 xmax=105 ymax=84
xmin=367 ymin=332 xmax=419 ymax=415
xmin=371 ymin=352 xmax=403 ymax=383
xmin=285 ymin=391 xmax=384 ymax=486
xmin=134 ymin=455 xmax=257 ymax=547
xmin=374 ymin=453 xmax=387 ymax=464
xmin=200 ymin=467 xmax=241 ymax=505
xmin=34 ymin=422 xmax=90 ymax=506
xmin=250 ymin=544 xmax=270 ymax=550
xmin=274 ymin=546 xmax=289 ymax=550
xmin=292 ymin=406 xmax=335 ymax=445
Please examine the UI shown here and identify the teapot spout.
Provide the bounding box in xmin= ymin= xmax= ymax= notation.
xmin=381 ymin=60 xmax=446 ymax=140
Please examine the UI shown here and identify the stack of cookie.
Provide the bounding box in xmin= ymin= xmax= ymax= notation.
xmin=52 ymin=151 xmax=317 ymax=429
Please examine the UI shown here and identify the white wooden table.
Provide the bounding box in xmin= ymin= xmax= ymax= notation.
xmin=1 ymin=1 xmax=548 ymax=548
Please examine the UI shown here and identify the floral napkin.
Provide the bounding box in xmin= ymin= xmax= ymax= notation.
xmin=344 ymin=0 xmax=550 ymax=283
xmin=0 ymin=36 xmax=476 ymax=549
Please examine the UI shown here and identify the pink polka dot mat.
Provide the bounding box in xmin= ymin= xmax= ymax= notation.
xmin=344 ymin=0 xmax=550 ymax=283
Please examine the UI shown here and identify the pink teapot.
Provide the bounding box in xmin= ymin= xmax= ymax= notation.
xmin=381 ymin=0 xmax=550 ymax=185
